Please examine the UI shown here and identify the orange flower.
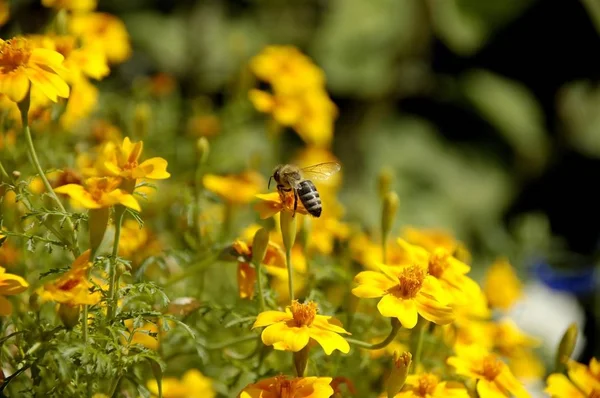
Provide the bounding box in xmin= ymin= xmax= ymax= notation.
xmin=0 ymin=266 xmax=29 ymax=316
xmin=0 ymin=37 xmax=69 ymax=102
xmin=238 ymin=375 xmax=333 ymax=398
xmin=231 ymin=239 xmax=285 ymax=299
xmin=102 ymin=137 xmax=170 ymax=181
xmin=254 ymin=192 xmax=308 ymax=219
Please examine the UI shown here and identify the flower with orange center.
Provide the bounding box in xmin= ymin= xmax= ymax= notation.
xmin=101 ymin=137 xmax=170 ymax=181
xmin=390 ymin=373 xmax=469 ymax=398
xmin=238 ymin=375 xmax=333 ymax=398
xmin=231 ymin=239 xmax=285 ymax=299
xmin=254 ymin=192 xmax=308 ymax=219
xmin=38 ymin=250 xmax=101 ymax=306
xmin=396 ymin=239 xmax=480 ymax=306
xmin=447 ymin=345 xmax=530 ymax=398
xmin=55 ymin=177 xmax=141 ymax=211
xmin=0 ymin=37 xmax=70 ymax=102
xmin=252 ymin=300 xmax=350 ymax=355
xmin=352 ymin=264 xmax=454 ymax=329
xmin=545 ymin=357 xmax=600 ymax=398
xmin=0 ymin=266 xmax=29 ymax=316
xmin=204 ymin=171 xmax=265 ymax=205
xmin=483 ymin=258 xmax=523 ymax=311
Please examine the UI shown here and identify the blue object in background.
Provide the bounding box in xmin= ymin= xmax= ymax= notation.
xmin=532 ymin=258 xmax=597 ymax=295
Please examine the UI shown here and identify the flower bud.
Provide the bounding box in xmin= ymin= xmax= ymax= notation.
xmin=58 ymin=304 xmax=81 ymax=329
xmin=134 ymin=102 xmax=151 ymax=138
xmin=378 ymin=167 xmax=394 ymax=198
xmin=251 ymin=228 xmax=270 ymax=266
xmin=555 ymin=322 xmax=578 ymax=371
xmin=280 ymin=211 xmax=297 ymax=254
xmin=381 ymin=191 xmax=400 ymax=241
xmin=387 ymin=351 xmax=412 ymax=398
xmin=196 ymin=137 xmax=210 ymax=165
xmin=11 ymin=170 xmax=21 ymax=179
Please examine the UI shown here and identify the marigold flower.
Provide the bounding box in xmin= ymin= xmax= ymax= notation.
xmin=352 ymin=264 xmax=454 ymax=329
xmin=483 ymin=258 xmax=523 ymax=311
xmin=254 ymin=192 xmax=308 ymax=219
xmin=68 ymin=12 xmax=131 ymax=64
xmin=231 ymin=239 xmax=285 ymax=299
xmin=122 ymin=319 xmax=160 ymax=350
xmin=147 ymin=368 xmax=215 ymax=398
xmin=204 ymin=171 xmax=264 ymax=205
xmin=253 ymin=299 xmax=350 ymax=355
xmin=0 ymin=37 xmax=69 ymax=102
xmin=55 ymin=177 xmax=141 ymax=211
xmin=0 ymin=266 xmax=29 ymax=316
xmin=42 ymin=0 xmax=97 ymax=12
xmin=545 ymin=357 xmax=600 ymax=398
xmin=238 ymin=375 xmax=333 ymax=398
xmin=102 ymin=137 xmax=170 ymax=181
xmin=390 ymin=372 xmax=470 ymax=398
xmin=447 ymin=345 xmax=530 ymax=398
xmin=396 ymin=239 xmax=480 ymax=305
xmin=38 ymin=250 xmax=101 ymax=306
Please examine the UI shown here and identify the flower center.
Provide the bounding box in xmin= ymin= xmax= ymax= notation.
xmin=290 ymin=300 xmax=318 ymax=327
xmin=278 ymin=379 xmax=294 ymax=398
xmin=122 ymin=160 xmax=138 ymax=170
xmin=0 ymin=38 xmax=32 ymax=73
xmin=428 ymin=248 xmax=450 ymax=278
xmin=387 ymin=265 xmax=426 ymax=299
xmin=415 ymin=374 xmax=439 ymax=397
xmin=481 ymin=354 xmax=503 ymax=381
xmin=590 ymin=389 xmax=600 ymax=398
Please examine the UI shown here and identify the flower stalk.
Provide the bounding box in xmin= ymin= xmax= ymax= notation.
xmin=413 ymin=319 xmax=429 ymax=371
xmin=107 ymin=206 xmax=125 ymax=321
xmin=251 ymin=228 xmax=270 ymax=312
xmin=346 ymin=318 xmax=401 ymax=350
xmin=280 ymin=211 xmax=297 ymax=302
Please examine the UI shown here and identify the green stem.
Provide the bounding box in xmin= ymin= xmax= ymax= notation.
xmin=18 ymin=94 xmax=79 ymax=256
xmin=346 ymin=318 xmax=401 ymax=350
xmin=205 ymin=334 xmax=257 ymax=350
xmin=82 ymin=305 xmax=88 ymax=342
xmin=253 ymin=260 xmax=266 ymax=312
xmin=0 ymin=159 xmax=10 ymax=181
xmin=285 ymin=247 xmax=294 ymax=302
xmin=413 ymin=320 xmax=428 ymax=371
xmin=107 ymin=208 xmax=125 ymax=320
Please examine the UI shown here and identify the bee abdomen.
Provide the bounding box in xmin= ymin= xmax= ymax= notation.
xmin=298 ymin=180 xmax=322 ymax=217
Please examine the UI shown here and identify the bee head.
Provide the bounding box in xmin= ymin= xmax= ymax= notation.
xmin=269 ymin=167 xmax=281 ymax=189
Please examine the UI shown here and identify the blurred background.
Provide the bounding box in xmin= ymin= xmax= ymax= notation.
xmin=4 ymin=0 xmax=600 ymax=373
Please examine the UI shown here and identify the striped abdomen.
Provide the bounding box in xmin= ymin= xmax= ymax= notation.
xmin=298 ymin=180 xmax=322 ymax=217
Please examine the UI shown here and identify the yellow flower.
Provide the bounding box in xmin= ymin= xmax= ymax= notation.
xmin=252 ymin=300 xmax=350 ymax=355
xmin=0 ymin=37 xmax=69 ymax=102
xmin=123 ymin=319 xmax=159 ymax=350
xmin=55 ymin=177 xmax=141 ymax=211
xmin=391 ymin=373 xmax=470 ymax=398
xmin=401 ymin=226 xmax=463 ymax=254
xmin=483 ymin=258 xmax=523 ymax=311
xmin=60 ymin=78 xmax=98 ymax=129
xmin=118 ymin=220 xmax=161 ymax=266
xmin=203 ymin=171 xmax=264 ymax=204
xmin=102 ymin=137 xmax=170 ymax=181
xmin=231 ymin=239 xmax=285 ymax=299
xmin=396 ymin=239 xmax=480 ymax=305
xmin=0 ymin=266 xmax=29 ymax=316
xmin=254 ymin=192 xmax=308 ymax=219
xmin=38 ymin=250 xmax=101 ymax=306
xmin=493 ymin=318 xmax=541 ymax=358
xmin=447 ymin=345 xmax=530 ymax=398
xmin=509 ymin=350 xmax=545 ymax=382
xmin=147 ymin=369 xmax=215 ymax=398
xmin=42 ymin=0 xmax=97 ymax=11
xmin=352 ymin=264 xmax=454 ymax=329
xmin=68 ymin=12 xmax=131 ymax=64
xmin=238 ymin=375 xmax=333 ymax=398
xmin=545 ymin=358 xmax=600 ymax=398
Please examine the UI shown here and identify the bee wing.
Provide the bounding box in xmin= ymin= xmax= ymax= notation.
xmin=300 ymin=162 xmax=341 ymax=181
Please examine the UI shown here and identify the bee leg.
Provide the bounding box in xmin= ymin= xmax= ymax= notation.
xmin=293 ymin=190 xmax=298 ymax=218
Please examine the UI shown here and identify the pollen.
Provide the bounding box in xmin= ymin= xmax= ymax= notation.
xmin=428 ymin=248 xmax=450 ymax=278
xmin=279 ymin=379 xmax=294 ymax=398
xmin=481 ymin=354 xmax=503 ymax=381
xmin=289 ymin=300 xmax=318 ymax=327
xmin=0 ymin=38 xmax=31 ymax=73
xmin=393 ymin=351 xmax=412 ymax=369
xmin=387 ymin=265 xmax=426 ymax=299
xmin=415 ymin=373 xmax=440 ymax=397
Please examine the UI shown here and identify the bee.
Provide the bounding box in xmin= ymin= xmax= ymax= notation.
xmin=269 ymin=162 xmax=341 ymax=218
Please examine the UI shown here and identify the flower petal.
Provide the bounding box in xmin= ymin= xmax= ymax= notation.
xmin=312 ymin=315 xmax=350 ymax=335
xmin=261 ymin=322 xmax=309 ymax=352
xmin=545 ymin=374 xmax=585 ymax=398
xmin=0 ymin=295 xmax=13 ymax=316
xmin=377 ymin=295 xmax=418 ymax=329
xmin=107 ymin=189 xmax=141 ymax=211
xmin=253 ymin=311 xmax=292 ymax=328
xmin=476 ymin=379 xmax=507 ymax=398
xmin=308 ymin=327 xmax=350 ymax=355
xmin=137 ymin=158 xmax=170 ymax=179
xmin=495 ymin=369 xmax=531 ymax=398
xmin=0 ymin=70 xmax=29 ymax=103
xmin=415 ymin=291 xmax=454 ymax=325
xmin=55 ymin=184 xmax=100 ymax=209
xmin=0 ymin=272 xmax=29 ymax=295
xmin=25 ymin=65 xmax=69 ymax=102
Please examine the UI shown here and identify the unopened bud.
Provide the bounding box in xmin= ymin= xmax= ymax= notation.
xmin=378 ymin=168 xmax=394 ymax=198
xmin=555 ymin=322 xmax=578 ymax=371
xmin=196 ymin=137 xmax=210 ymax=165
xmin=58 ymin=303 xmax=81 ymax=329
xmin=134 ymin=102 xmax=151 ymax=138
xmin=387 ymin=351 xmax=412 ymax=398
xmin=381 ymin=191 xmax=400 ymax=241
xmin=280 ymin=210 xmax=297 ymax=254
xmin=11 ymin=170 xmax=21 ymax=179
xmin=116 ymin=262 xmax=129 ymax=277
xmin=251 ymin=228 xmax=270 ymax=266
